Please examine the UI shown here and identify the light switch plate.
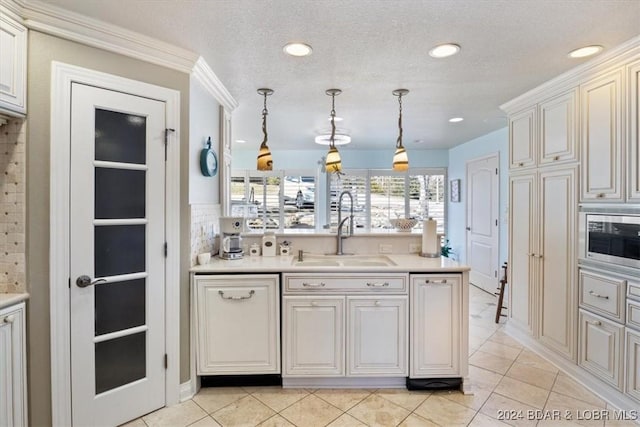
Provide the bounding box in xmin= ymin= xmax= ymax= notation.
xmin=379 ymin=244 xmax=392 ymax=254
xmin=409 ymin=243 xmax=421 ymax=254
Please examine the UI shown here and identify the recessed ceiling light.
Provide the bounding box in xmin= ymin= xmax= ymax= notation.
xmin=283 ymin=42 xmax=313 ymax=57
xmin=413 ymin=139 xmax=426 ymax=144
xmin=235 ymin=139 xmax=246 ymax=144
xmin=449 ymin=117 xmax=464 ymax=123
xmin=568 ymin=45 xmax=603 ymax=58
xmin=328 ymin=116 xmax=343 ymax=122
xmin=429 ymin=43 xmax=461 ymax=58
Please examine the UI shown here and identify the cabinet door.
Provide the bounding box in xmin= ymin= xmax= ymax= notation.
xmin=509 ymin=107 xmax=537 ymax=169
xmin=410 ymin=274 xmax=461 ymax=377
xmin=0 ymin=303 xmax=27 ymax=427
xmin=347 ymin=297 xmax=407 ymax=376
xmin=626 ymin=328 xmax=640 ymax=402
xmin=283 ymin=296 xmax=344 ymax=377
xmin=580 ymin=70 xmax=623 ymax=201
xmin=508 ymin=172 xmax=537 ymax=335
xmin=539 ymin=89 xmax=578 ymax=165
xmin=579 ymin=310 xmax=623 ymax=390
xmin=0 ymin=14 xmax=27 ymax=114
xmin=628 ymin=60 xmax=640 ymax=201
xmin=195 ymin=275 xmax=280 ymax=375
xmin=538 ymin=166 xmax=577 ymax=361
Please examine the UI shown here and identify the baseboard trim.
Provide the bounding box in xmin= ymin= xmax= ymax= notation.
xmin=504 ymin=323 xmax=640 ymax=415
xmin=282 ymin=377 xmax=406 ymax=389
xmin=179 ymin=379 xmax=196 ymax=402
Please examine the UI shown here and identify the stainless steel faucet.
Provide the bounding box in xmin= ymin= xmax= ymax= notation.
xmin=336 ymin=191 xmax=354 ymax=255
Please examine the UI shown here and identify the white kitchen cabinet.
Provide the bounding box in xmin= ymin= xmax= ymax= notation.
xmin=626 ymin=328 xmax=640 ymax=402
xmin=508 ymin=166 xmax=578 ymax=362
xmin=0 ymin=302 xmax=27 ymax=427
xmin=283 ymin=296 xmax=344 ymax=377
xmin=347 ymin=296 xmax=407 ymax=376
xmin=580 ymin=69 xmax=623 ymax=202
xmin=410 ymin=274 xmax=462 ymax=377
xmin=579 ymin=309 xmax=624 ymax=390
xmin=194 ymin=274 xmax=280 ymax=375
xmin=0 ymin=13 xmax=27 ymax=116
xmin=538 ymin=89 xmax=578 ymax=166
xmin=508 ymin=172 xmax=537 ymax=335
xmin=628 ymin=59 xmax=640 ymax=202
xmin=509 ymin=107 xmax=537 ymax=169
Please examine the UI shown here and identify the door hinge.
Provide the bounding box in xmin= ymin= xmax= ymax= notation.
xmin=496 ymin=168 xmax=498 ymax=175
xmin=495 ymin=270 xmax=498 ymax=278
xmin=495 ymin=219 xmax=498 ymax=226
xmin=164 ymin=354 xmax=168 ymax=369
xmin=164 ymin=128 xmax=175 ymax=161
xmin=164 ymin=242 xmax=168 ymax=257
xmin=68 ymin=277 xmax=71 ymax=288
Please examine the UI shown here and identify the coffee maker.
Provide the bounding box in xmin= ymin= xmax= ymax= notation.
xmin=219 ymin=216 xmax=244 ymax=260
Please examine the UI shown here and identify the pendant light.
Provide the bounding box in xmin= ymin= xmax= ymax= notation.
xmin=325 ymin=89 xmax=343 ymax=173
xmin=392 ymin=89 xmax=409 ymax=171
xmin=256 ymin=88 xmax=274 ymax=171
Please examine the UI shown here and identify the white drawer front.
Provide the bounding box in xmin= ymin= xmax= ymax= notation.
xmin=284 ymin=273 xmax=408 ymax=293
xmin=579 ymin=269 xmax=625 ymax=321
xmin=578 ymin=309 xmax=624 ymax=390
xmin=628 ymin=281 xmax=640 ymax=302
xmin=626 ymin=329 xmax=640 ymax=402
xmin=628 ymin=300 xmax=640 ymax=330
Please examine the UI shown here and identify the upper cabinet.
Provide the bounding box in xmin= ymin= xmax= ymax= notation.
xmin=509 ymin=88 xmax=578 ymax=170
xmin=629 ymin=59 xmax=640 ymax=202
xmin=0 ymin=13 xmax=27 ymax=116
xmin=580 ymin=69 xmax=623 ymax=202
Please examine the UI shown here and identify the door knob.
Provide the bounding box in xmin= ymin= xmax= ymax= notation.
xmin=76 ymin=275 xmax=107 ymax=288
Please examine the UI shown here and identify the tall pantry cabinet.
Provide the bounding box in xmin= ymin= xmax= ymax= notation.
xmin=506 ymin=88 xmax=579 ymax=361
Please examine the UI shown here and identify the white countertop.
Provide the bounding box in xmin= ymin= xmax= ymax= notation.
xmin=191 ymin=254 xmax=469 ymax=274
xmin=0 ymin=293 xmax=29 ymax=310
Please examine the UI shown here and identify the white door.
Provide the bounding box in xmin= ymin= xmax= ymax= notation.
xmin=70 ymin=83 xmax=166 ymax=426
xmin=466 ymin=154 xmax=500 ymax=294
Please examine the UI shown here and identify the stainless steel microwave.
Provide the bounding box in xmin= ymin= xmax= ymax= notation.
xmin=583 ymin=213 xmax=640 ymax=269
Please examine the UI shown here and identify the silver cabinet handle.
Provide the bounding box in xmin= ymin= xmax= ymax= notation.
xmin=374 ymin=300 xmax=381 ymax=306
xmin=588 ymin=290 xmax=609 ymax=299
xmin=302 ymin=282 xmax=326 ymax=287
xmin=218 ymin=290 xmax=255 ymax=300
xmin=3 ymin=315 xmax=15 ymax=324
xmin=535 ymin=254 xmax=543 ymax=259
xmin=425 ymin=279 xmax=448 ymax=284
xmin=76 ymin=275 xmax=107 ymax=288
xmin=366 ymin=282 xmax=389 ymax=287
xmin=588 ymin=320 xmax=602 ymax=326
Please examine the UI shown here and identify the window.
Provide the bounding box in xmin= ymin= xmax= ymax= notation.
xmin=231 ymin=170 xmax=317 ymax=231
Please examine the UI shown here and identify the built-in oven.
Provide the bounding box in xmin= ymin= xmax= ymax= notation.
xmin=580 ymin=213 xmax=640 ymax=269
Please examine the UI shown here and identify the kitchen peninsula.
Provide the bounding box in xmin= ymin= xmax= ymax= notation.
xmin=191 ymin=254 xmax=470 ymax=392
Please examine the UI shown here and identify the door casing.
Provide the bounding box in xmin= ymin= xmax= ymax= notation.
xmin=50 ymin=62 xmax=181 ymax=426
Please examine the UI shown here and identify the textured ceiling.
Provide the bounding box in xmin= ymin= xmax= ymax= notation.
xmin=39 ymin=0 xmax=640 ymax=150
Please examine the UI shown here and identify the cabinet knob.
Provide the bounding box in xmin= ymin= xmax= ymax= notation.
xmin=374 ymin=300 xmax=381 ymax=306
xmin=518 ymin=162 xmax=524 ymax=167
xmin=311 ymin=301 xmax=318 ymax=307
xmin=596 ymin=193 xmax=605 ymax=198
xmin=3 ymin=314 xmax=15 ymax=324
xmin=553 ymin=156 xmax=560 ymax=161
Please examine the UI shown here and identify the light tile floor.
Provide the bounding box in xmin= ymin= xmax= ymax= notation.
xmin=125 ymin=286 xmax=639 ymax=427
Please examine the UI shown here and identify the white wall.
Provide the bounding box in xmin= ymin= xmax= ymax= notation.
xmin=447 ymin=127 xmax=509 ymax=264
xmin=189 ymin=77 xmax=221 ymax=204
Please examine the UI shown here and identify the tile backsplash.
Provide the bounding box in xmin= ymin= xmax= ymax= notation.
xmin=0 ymin=118 xmax=26 ymax=293
xmin=190 ymin=203 xmax=220 ymax=266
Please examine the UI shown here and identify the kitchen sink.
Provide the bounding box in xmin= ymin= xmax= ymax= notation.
xmin=292 ymin=255 xmax=396 ymax=267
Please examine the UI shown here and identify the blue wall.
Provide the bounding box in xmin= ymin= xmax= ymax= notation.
xmin=447 ymin=127 xmax=509 ymax=264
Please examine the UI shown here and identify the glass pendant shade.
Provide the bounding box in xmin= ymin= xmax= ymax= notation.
xmin=325 ymin=146 xmax=342 ymax=173
xmin=257 ymin=142 xmax=273 ymax=171
xmin=392 ymin=146 xmax=409 ymax=171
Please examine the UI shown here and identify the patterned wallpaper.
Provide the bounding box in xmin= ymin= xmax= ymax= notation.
xmin=0 ymin=118 xmax=26 ymax=293
xmin=190 ymin=203 xmax=220 ymax=266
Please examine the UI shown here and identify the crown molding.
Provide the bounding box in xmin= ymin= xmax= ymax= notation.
xmin=500 ymin=34 xmax=640 ymax=114
xmin=192 ymin=57 xmax=239 ymax=112
xmin=3 ymin=0 xmax=238 ymax=110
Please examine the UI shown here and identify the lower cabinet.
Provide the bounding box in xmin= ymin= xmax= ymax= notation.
xmin=0 ymin=302 xmax=27 ymax=427
xmin=194 ymin=274 xmax=280 ymax=375
xmin=626 ymin=328 xmax=640 ymax=402
xmin=410 ymin=274 xmax=463 ymax=377
xmin=578 ymin=309 xmax=624 ymax=390
xmin=282 ymin=295 xmax=408 ymax=377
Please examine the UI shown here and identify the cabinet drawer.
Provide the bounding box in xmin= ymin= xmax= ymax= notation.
xmin=626 ymin=329 xmax=640 ymax=402
xmin=284 ymin=273 xmax=408 ymax=293
xmin=579 ymin=270 xmax=625 ymax=322
xmin=627 ymin=300 xmax=640 ymax=330
xmin=578 ymin=309 xmax=624 ymax=390
xmin=628 ymin=281 xmax=640 ymax=302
